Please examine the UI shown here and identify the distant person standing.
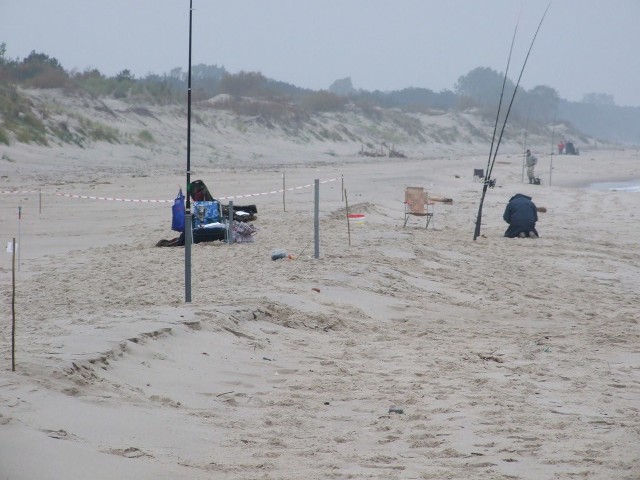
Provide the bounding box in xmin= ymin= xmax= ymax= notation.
xmin=503 ymin=193 xmax=539 ymax=238
xmin=525 ymin=149 xmax=538 ymax=184
xmin=558 ymin=141 xmax=564 ymax=155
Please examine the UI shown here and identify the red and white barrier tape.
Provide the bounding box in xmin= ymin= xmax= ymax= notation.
xmin=0 ymin=177 xmax=339 ymax=203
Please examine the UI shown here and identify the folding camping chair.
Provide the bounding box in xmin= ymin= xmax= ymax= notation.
xmin=403 ymin=186 xmax=434 ymax=229
xmin=473 ymin=169 xmax=484 ymax=182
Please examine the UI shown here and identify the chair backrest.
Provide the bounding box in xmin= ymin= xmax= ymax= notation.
xmin=193 ymin=200 xmax=222 ymax=228
xmin=474 ymin=168 xmax=484 ymax=178
xmin=405 ymin=187 xmax=426 ymax=214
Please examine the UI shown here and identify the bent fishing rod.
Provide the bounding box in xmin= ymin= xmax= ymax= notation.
xmin=473 ymin=1 xmax=552 ymax=241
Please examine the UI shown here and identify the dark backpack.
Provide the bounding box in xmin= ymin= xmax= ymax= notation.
xmin=190 ymin=180 xmax=213 ymax=201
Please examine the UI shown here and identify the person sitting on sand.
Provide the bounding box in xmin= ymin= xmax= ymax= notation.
xmin=503 ymin=193 xmax=538 ymax=238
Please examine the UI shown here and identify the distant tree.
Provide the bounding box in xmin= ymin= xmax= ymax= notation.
xmin=75 ymin=68 xmax=103 ymax=80
xmin=14 ymin=51 xmax=63 ymax=78
xmin=191 ymin=64 xmax=226 ymax=82
xmin=23 ymin=50 xmax=63 ymax=69
xmin=0 ymin=42 xmax=16 ymax=82
xmin=219 ymin=71 xmax=267 ymax=97
xmin=14 ymin=50 xmax=68 ymax=87
xmin=527 ymin=85 xmax=559 ymax=122
xmin=581 ymin=92 xmax=615 ymax=106
xmin=329 ymin=77 xmax=356 ymax=96
xmin=115 ymin=69 xmax=135 ymax=82
xmin=0 ymin=42 xmax=7 ymax=65
xmin=168 ymin=67 xmax=183 ymax=80
xmin=455 ymin=67 xmax=511 ymax=106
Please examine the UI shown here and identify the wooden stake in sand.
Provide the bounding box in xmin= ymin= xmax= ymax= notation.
xmin=344 ymin=189 xmax=351 ymax=247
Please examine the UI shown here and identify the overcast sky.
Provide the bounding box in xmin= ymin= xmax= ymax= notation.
xmin=2 ymin=0 xmax=639 ymax=106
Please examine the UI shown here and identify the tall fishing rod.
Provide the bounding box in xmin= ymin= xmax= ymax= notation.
xmin=473 ymin=1 xmax=552 ymax=240
xmin=185 ymin=0 xmax=194 ymax=302
xmin=486 ymin=2 xmax=551 ymax=184
xmin=485 ymin=22 xmax=519 ymax=190
xmin=473 ymin=21 xmax=519 ymax=241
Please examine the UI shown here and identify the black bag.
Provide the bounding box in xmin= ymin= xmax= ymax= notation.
xmin=190 ymin=180 xmax=213 ymax=201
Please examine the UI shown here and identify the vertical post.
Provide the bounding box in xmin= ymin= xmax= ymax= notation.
xmin=345 ymin=189 xmax=351 ymax=247
xmin=17 ymin=206 xmax=21 ymax=272
xmin=227 ymin=200 xmax=234 ymax=245
xmin=282 ymin=172 xmax=286 ymax=212
xmin=522 ymin=116 xmax=529 ymax=184
xmin=184 ymin=0 xmax=194 ymax=303
xmin=185 ymin=215 xmax=192 ymax=302
xmin=314 ymin=179 xmax=319 ymax=259
xmin=549 ymin=102 xmax=558 ymax=187
xmin=12 ymin=237 xmax=16 ymax=372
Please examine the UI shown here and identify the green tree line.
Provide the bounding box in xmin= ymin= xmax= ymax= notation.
xmin=1 ymin=43 xmax=638 ymax=144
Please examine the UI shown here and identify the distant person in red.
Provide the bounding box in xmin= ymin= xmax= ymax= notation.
xmin=558 ymin=141 xmax=564 ymax=154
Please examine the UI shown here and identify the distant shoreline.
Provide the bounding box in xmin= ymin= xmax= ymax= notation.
xmin=589 ymin=178 xmax=640 ymax=192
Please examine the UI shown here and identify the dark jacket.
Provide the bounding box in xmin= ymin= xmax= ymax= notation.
xmin=503 ymin=193 xmax=538 ymax=238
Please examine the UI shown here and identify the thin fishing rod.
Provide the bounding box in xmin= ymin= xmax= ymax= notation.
xmin=483 ymin=21 xmax=519 ymax=185
xmin=473 ymin=21 xmax=519 ymax=241
xmin=486 ymin=1 xmax=552 ymax=184
xmin=185 ymin=0 xmax=194 ymax=302
xmin=473 ymin=1 xmax=552 ymax=240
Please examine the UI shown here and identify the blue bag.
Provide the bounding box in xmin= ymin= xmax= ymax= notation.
xmin=171 ymin=189 xmax=185 ymax=232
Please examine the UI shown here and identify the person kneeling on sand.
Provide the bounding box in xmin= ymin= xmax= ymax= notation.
xmin=503 ymin=193 xmax=539 ymax=238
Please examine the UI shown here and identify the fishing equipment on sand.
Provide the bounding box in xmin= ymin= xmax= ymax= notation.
xmin=172 ymin=188 xmax=186 ymax=232
xmin=473 ymin=1 xmax=552 ymax=240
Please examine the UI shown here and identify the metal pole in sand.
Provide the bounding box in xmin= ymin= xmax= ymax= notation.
xmin=227 ymin=200 xmax=234 ymax=245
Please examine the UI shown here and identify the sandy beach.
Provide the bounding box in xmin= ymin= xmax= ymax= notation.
xmin=1 ymin=129 xmax=639 ymax=479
